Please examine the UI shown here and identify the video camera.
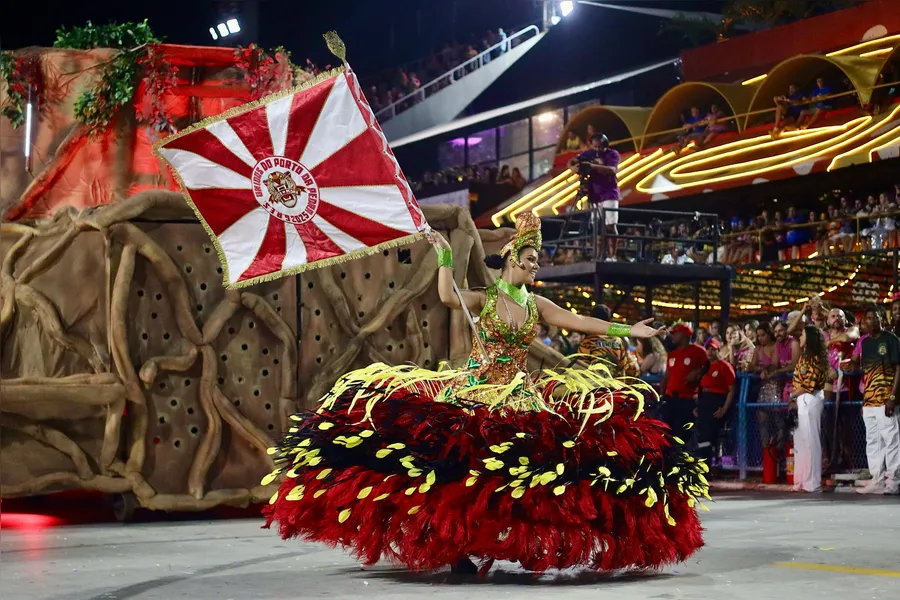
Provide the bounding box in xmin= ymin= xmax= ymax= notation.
xmin=576 ymin=159 xmax=593 ymax=196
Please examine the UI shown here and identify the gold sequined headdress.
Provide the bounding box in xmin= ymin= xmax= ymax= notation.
xmin=500 ymin=213 xmax=542 ymax=264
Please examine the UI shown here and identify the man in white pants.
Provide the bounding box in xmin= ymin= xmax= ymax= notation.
xmin=567 ymin=134 xmax=620 ymax=260
xmin=855 ymin=306 xmax=900 ymax=495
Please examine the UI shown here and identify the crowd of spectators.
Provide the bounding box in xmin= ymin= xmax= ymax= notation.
xmin=720 ymin=185 xmax=900 ymax=264
xmin=409 ymin=163 xmax=527 ymax=196
xmin=537 ymin=294 xmax=900 ymax=490
xmin=675 ymin=104 xmax=730 ymax=152
xmin=363 ymin=28 xmax=518 ymax=117
xmin=541 ymin=298 xmax=900 ymax=399
xmin=771 ymin=77 xmax=838 ymax=136
xmin=541 ymin=183 xmax=899 ymax=267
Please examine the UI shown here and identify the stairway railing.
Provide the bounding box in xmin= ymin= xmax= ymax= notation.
xmin=374 ymin=25 xmax=540 ymax=122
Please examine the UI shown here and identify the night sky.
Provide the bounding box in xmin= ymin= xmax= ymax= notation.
xmin=1 ymin=0 xmax=722 ymax=112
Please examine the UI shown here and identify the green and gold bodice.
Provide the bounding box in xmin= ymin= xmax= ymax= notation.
xmin=453 ymin=283 xmax=539 ymax=398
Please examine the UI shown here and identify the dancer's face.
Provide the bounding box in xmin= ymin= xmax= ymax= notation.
xmin=507 ymin=247 xmax=539 ymax=286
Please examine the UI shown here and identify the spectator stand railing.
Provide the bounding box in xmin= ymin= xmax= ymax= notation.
xmin=726 ymin=371 xmax=867 ymax=481
xmin=720 ymin=210 xmax=900 ymax=263
xmin=540 ymin=206 xmax=721 ymax=264
xmin=375 ymin=25 xmax=540 ymax=122
xmin=602 ymin=206 xmax=721 ymax=263
xmin=362 ymin=20 xmax=540 ymax=94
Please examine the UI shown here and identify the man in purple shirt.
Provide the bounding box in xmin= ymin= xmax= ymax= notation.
xmin=568 ymin=133 xmax=621 ymax=258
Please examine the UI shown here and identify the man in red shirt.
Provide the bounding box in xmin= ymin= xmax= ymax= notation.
xmin=696 ymin=338 xmax=736 ymax=462
xmin=660 ymin=324 xmax=709 ymax=444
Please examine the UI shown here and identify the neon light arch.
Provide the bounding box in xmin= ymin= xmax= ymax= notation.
xmin=640 ymin=82 xmax=755 ymax=152
xmin=557 ymin=106 xmax=651 ymax=154
xmin=744 ymin=54 xmax=883 ymax=129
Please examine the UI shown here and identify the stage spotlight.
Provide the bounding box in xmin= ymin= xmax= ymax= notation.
xmin=216 ymin=23 xmax=229 ymax=37
xmin=226 ymin=18 xmax=241 ymax=34
xmin=209 ymin=27 xmax=218 ymax=40
xmin=551 ymin=15 xmax=561 ymax=25
xmin=560 ymin=1 xmax=574 ymax=17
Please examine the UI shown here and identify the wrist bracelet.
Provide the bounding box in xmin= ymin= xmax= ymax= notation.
xmin=607 ymin=323 xmax=632 ymax=338
xmin=436 ymin=247 xmax=453 ymax=269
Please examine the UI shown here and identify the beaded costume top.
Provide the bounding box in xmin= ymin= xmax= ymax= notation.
xmin=462 ymin=284 xmax=538 ymax=387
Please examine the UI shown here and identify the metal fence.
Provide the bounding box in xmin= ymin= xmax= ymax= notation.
xmin=541 ymin=205 xmax=721 ymax=263
xmin=642 ymin=372 xmax=869 ymax=480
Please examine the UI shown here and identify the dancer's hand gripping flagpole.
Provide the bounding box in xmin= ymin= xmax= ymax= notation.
xmin=423 ymin=225 xmax=489 ymax=362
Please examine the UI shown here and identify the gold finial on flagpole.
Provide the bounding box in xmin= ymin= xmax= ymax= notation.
xmin=323 ymin=31 xmax=347 ymax=64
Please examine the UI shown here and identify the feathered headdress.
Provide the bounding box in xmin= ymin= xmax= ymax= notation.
xmin=500 ymin=212 xmax=542 ymax=263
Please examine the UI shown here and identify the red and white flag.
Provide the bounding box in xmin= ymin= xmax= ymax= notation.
xmin=154 ymin=68 xmax=425 ymax=288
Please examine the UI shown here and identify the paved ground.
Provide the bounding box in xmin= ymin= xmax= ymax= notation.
xmin=2 ymin=492 xmax=899 ymax=600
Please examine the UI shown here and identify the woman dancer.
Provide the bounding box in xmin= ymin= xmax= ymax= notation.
xmin=790 ymin=325 xmax=831 ymax=493
xmin=263 ymin=213 xmax=709 ymax=574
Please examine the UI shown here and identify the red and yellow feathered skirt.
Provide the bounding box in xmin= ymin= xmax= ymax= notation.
xmin=262 ymin=362 xmax=709 ymax=573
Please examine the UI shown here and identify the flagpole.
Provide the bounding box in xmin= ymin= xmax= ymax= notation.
xmin=452 ymin=278 xmax=489 ymax=362
xmin=323 ymin=31 xmax=488 ymax=363
xmin=424 ymin=226 xmax=488 ymax=362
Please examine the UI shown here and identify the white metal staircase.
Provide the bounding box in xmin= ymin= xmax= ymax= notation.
xmin=377 ymin=25 xmax=544 ymax=141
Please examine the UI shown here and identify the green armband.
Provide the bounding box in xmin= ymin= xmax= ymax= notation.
xmin=436 ymin=247 xmax=453 ymax=269
xmin=607 ymin=323 xmax=632 ymax=338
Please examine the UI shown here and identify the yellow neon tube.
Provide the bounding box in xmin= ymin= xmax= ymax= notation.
xmin=525 ymin=150 xmax=654 ymax=218
xmin=492 ymin=169 xmax=574 ymax=226
xmin=668 ymin=123 xmax=854 ymax=180
xmin=828 ymin=106 xmax=900 ymax=169
xmin=860 ymin=47 xmax=894 ymax=58
xmin=620 ymin=151 xmax=675 ymax=187
xmin=637 ymin=118 xmax=877 ymax=193
xmin=532 ymin=182 xmax=579 ymax=215
xmin=868 ymin=134 xmax=900 ymax=161
xmin=510 ymin=176 xmax=579 ymax=220
xmin=742 ymin=74 xmax=767 ymax=86
xmin=827 ymin=34 xmax=900 ymax=57
xmin=617 ymin=152 xmax=644 ymax=171
xmin=494 ymin=169 xmax=573 ymax=225
xmin=617 ymin=148 xmax=664 ymax=180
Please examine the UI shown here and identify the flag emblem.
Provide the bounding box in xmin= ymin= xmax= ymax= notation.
xmin=254 ymin=158 xmax=318 ymax=223
xmin=154 ymin=69 xmax=424 ymax=288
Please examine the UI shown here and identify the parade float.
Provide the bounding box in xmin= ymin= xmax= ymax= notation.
xmin=0 ymin=25 xmax=556 ymax=518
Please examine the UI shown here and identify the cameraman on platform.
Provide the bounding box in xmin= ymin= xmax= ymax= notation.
xmin=568 ymin=133 xmax=621 ymax=259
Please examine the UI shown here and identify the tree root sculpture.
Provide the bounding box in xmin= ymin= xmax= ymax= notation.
xmin=0 ymin=192 xmax=562 ymax=513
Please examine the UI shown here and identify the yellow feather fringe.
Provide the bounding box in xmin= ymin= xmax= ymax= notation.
xmin=318 ymin=356 xmax=655 ymax=435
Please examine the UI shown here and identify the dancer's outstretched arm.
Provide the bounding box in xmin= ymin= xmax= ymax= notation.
xmin=426 ymin=231 xmax=485 ymax=313
xmin=535 ymin=296 xmax=663 ymax=339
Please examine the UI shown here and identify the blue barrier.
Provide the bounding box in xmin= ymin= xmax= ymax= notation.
xmin=727 ymin=371 xmax=866 ymax=480
xmin=639 ymin=369 xmax=867 ymax=480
